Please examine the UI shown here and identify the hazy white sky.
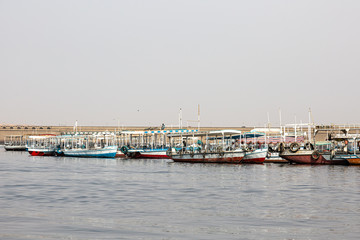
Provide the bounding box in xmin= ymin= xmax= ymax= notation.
xmin=1 ymin=0 xmax=359 ymax=127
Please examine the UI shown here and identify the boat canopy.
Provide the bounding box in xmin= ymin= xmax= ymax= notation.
xmin=119 ymin=129 xmax=199 ymax=135
xmin=208 ymin=131 xmax=264 ymax=140
xmin=250 ymin=128 xmax=281 ymax=133
xmin=28 ymin=135 xmax=56 ymax=139
xmin=330 ymin=133 xmax=360 ymax=141
xmin=167 ymin=129 xmax=241 ymax=138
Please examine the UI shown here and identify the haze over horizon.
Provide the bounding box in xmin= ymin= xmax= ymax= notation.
xmin=1 ymin=0 xmax=359 ymax=127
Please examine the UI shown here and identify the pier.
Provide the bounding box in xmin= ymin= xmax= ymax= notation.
xmin=2 ymin=124 xmax=359 ymax=145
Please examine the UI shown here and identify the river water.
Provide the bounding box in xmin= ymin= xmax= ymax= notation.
xmin=0 ymin=148 xmax=359 ymax=240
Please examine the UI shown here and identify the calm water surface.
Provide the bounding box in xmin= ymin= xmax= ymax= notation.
xmin=0 ymin=148 xmax=359 ymax=240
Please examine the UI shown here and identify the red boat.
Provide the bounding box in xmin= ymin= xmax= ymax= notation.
xmin=27 ymin=135 xmax=57 ymax=157
xmin=280 ymin=149 xmax=348 ymax=165
xmin=28 ymin=149 xmax=55 ymax=156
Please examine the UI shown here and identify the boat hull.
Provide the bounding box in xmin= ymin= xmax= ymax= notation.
xmin=337 ymin=154 xmax=360 ymax=165
xmin=139 ymin=149 xmax=170 ymax=159
xmin=243 ymin=149 xmax=266 ymax=164
xmin=28 ymin=148 xmax=55 ymax=156
xmin=116 ymin=149 xmax=170 ymax=159
xmin=4 ymin=145 xmax=27 ymax=151
xmin=115 ymin=151 xmax=142 ymax=158
xmin=63 ymin=146 xmax=117 ymax=158
xmin=346 ymin=158 xmax=360 ymax=165
xmin=171 ymin=151 xmax=245 ymax=163
xmin=115 ymin=151 xmax=127 ymax=158
xmin=264 ymin=152 xmax=288 ymax=163
xmin=280 ymin=150 xmax=348 ymax=165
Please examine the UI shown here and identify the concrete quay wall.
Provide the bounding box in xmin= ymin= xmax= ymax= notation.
xmin=0 ymin=125 xmax=338 ymax=144
xmin=0 ymin=126 xmax=253 ymax=144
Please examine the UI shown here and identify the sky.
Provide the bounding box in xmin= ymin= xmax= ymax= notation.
xmin=1 ymin=0 xmax=359 ymax=127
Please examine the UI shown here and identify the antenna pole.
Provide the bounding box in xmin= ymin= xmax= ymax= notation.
xmin=198 ymin=104 xmax=200 ymax=131
xmin=179 ymin=108 xmax=182 ymax=129
xmin=279 ymin=108 xmax=283 ymax=141
xmin=308 ymin=108 xmax=311 ymax=142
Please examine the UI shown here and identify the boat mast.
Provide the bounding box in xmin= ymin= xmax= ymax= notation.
xmin=295 ymin=115 xmax=297 ymax=142
xmin=279 ymin=108 xmax=284 ymax=142
xmin=179 ymin=108 xmax=182 ymax=129
xmin=74 ymin=120 xmax=78 ymax=135
xmin=198 ymin=104 xmax=200 ymax=131
xmin=308 ymin=108 xmax=312 ymax=143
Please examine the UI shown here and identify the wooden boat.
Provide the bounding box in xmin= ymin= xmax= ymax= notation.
xmin=61 ymin=134 xmax=117 ymax=158
xmin=167 ymin=130 xmax=246 ymax=164
xmin=63 ymin=146 xmax=117 ymax=158
xmin=280 ymin=149 xmax=348 ymax=165
xmin=337 ymin=154 xmax=360 ymax=165
xmin=26 ymin=135 xmax=57 ymax=156
xmin=118 ymin=146 xmax=170 ymax=159
xmin=277 ymin=126 xmax=360 ymax=165
xmin=279 ymin=141 xmax=348 ymax=165
xmin=264 ymin=151 xmax=288 ymax=163
xmin=240 ymin=130 xmax=301 ymax=164
xmin=116 ymin=129 xmax=197 ymax=159
xmin=128 ymin=148 xmax=170 ymax=159
xmin=328 ymin=132 xmax=360 ymax=165
xmin=169 ymin=148 xmax=245 ymax=163
xmin=242 ymin=148 xmax=267 ymax=164
xmin=4 ymin=135 xmax=27 ymax=151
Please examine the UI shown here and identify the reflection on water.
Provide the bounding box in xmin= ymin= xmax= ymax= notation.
xmin=0 ymin=148 xmax=359 ymax=239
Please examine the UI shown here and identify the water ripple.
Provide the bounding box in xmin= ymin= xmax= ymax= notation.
xmin=1 ymin=148 xmax=360 ymax=239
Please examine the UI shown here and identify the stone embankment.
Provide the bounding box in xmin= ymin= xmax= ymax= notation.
xmin=0 ymin=126 xmax=251 ymax=144
xmin=0 ymin=124 xmax=343 ymax=144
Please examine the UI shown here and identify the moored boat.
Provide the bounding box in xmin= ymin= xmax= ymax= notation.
xmin=242 ymin=148 xmax=267 ymax=164
xmin=167 ymin=130 xmax=246 ymax=164
xmin=118 ymin=146 xmax=170 ymax=159
xmin=328 ymin=133 xmax=360 ymax=165
xmin=116 ymin=129 xmax=197 ymax=159
xmin=279 ymin=141 xmax=348 ymax=165
xmin=26 ymin=135 xmax=57 ymax=156
xmin=338 ymin=154 xmax=360 ymax=165
xmin=170 ymin=148 xmax=245 ymax=163
xmin=4 ymin=135 xmax=27 ymax=151
xmin=61 ymin=134 xmax=117 ymax=158
xmin=277 ymin=126 xmax=358 ymax=165
xmin=280 ymin=149 xmax=349 ymax=165
xmin=63 ymin=146 xmax=118 ymax=158
xmin=264 ymin=151 xmax=288 ymax=163
xmin=137 ymin=148 xmax=170 ymax=159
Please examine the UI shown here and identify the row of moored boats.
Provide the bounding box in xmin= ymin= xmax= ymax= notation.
xmin=3 ymin=127 xmax=360 ymax=165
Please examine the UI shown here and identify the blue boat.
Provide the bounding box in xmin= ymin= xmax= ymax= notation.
xmin=63 ymin=145 xmax=117 ymax=158
xmin=61 ymin=134 xmax=117 ymax=158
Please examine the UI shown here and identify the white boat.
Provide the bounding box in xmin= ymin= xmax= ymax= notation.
xmin=264 ymin=151 xmax=288 ymax=163
xmin=63 ymin=145 xmax=118 ymax=158
xmin=26 ymin=135 xmax=57 ymax=156
xmin=167 ymin=130 xmax=246 ymax=163
xmin=139 ymin=148 xmax=170 ymax=158
xmin=242 ymin=148 xmax=267 ymax=164
xmin=116 ymin=129 xmax=197 ymax=158
xmin=61 ymin=134 xmax=117 ymax=158
xmin=4 ymin=135 xmax=27 ymax=151
xmin=119 ymin=148 xmax=170 ymax=159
